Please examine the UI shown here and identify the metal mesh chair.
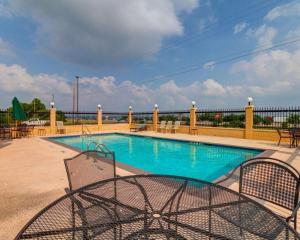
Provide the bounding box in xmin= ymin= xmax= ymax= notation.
xmin=64 ymin=146 xmax=120 ymax=239
xmin=64 ymin=146 xmax=116 ymax=191
xmin=216 ymin=157 xmax=300 ymax=230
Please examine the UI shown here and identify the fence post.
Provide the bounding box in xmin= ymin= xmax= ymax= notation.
xmin=50 ymin=107 xmax=56 ymax=134
xmin=97 ymin=105 xmax=102 ymax=130
xmin=245 ymin=98 xmax=254 ymax=139
xmin=153 ymin=104 xmax=159 ymax=131
xmin=190 ymin=101 xmax=197 ymax=132
xmin=128 ymin=106 xmax=132 ymax=126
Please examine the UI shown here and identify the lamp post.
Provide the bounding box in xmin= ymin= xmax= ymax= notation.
xmin=97 ymin=104 xmax=102 ymax=111
xmin=154 ymin=104 xmax=159 ymax=110
xmin=248 ymin=97 xmax=253 ymax=106
xmin=50 ymin=101 xmax=55 ymax=109
xmin=191 ymin=100 xmax=196 ymax=108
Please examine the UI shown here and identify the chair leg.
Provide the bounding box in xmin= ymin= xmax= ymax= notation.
xmin=277 ymin=137 xmax=281 ymax=146
xmin=294 ymin=214 xmax=297 ymax=230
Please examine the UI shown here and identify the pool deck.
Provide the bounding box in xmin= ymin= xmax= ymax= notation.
xmin=1 ymin=130 xmax=300 ymax=238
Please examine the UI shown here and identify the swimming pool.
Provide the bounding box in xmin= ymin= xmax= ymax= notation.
xmin=50 ymin=133 xmax=262 ymax=182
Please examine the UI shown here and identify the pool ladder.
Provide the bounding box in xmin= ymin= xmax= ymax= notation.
xmin=81 ymin=124 xmax=92 ymax=138
xmin=87 ymin=141 xmax=112 ymax=153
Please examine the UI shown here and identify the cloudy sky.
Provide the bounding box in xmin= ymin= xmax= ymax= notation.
xmin=0 ymin=0 xmax=299 ymax=111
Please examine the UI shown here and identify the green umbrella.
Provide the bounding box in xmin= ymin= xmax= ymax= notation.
xmin=12 ymin=97 xmax=27 ymax=121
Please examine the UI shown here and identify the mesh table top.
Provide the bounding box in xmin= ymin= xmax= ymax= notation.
xmin=16 ymin=175 xmax=300 ymax=240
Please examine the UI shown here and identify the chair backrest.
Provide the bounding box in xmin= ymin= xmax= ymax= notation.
xmin=174 ymin=121 xmax=181 ymax=128
xmin=56 ymin=121 xmax=64 ymax=129
xmin=166 ymin=121 xmax=172 ymax=126
xmin=64 ymin=149 xmax=116 ymax=191
xmin=159 ymin=121 xmax=166 ymax=126
xmin=239 ymin=157 xmax=300 ymax=211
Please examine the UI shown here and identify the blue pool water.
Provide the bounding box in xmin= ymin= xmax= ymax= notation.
xmin=51 ymin=133 xmax=262 ymax=182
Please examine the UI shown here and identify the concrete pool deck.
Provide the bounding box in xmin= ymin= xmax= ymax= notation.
xmin=1 ymin=130 xmax=300 ymax=238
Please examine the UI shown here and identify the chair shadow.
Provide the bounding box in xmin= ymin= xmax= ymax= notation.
xmin=0 ymin=139 xmax=12 ymax=149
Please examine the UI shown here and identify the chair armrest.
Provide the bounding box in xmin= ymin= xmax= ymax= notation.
xmin=287 ymin=201 xmax=300 ymax=222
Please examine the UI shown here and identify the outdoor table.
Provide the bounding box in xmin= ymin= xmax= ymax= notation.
xmin=15 ymin=175 xmax=300 ymax=239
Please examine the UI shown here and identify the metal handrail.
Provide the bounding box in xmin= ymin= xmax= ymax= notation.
xmin=81 ymin=124 xmax=92 ymax=138
xmin=87 ymin=141 xmax=112 ymax=154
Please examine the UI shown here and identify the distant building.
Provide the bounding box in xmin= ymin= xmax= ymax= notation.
xmin=273 ymin=116 xmax=287 ymax=123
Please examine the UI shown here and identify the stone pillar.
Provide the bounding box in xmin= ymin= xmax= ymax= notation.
xmin=153 ymin=106 xmax=159 ymax=131
xmin=245 ymin=105 xmax=254 ymax=139
xmin=50 ymin=107 xmax=56 ymax=134
xmin=97 ymin=108 xmax=102 ymax=130
xmin=190 ymin=107 xmax=197 ymax=130
xmin=128 ymin=110 xmax=132 ymax=125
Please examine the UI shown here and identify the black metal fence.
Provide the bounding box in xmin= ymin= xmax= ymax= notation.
xmin=0 ymin=109 xmax=50 ymax=126
xmin=253 ymin=107 xmax=300 ymax=129
xmin=158 ymin=111 xmax=190 ymax=125
xmin=0 ymin=109 xmax=12 ymax=126
xmin=132 ymin=112 xmax=153 ymax=124
xmin=57 ymin=111 xmax=97 ymax=125
xmin=196 ymin=109 xmax=245 ymax=128
xmin=102 ymin=112 xmax=128 ymax=124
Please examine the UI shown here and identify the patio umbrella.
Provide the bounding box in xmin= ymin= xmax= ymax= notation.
xmin=12 ymin=97 xmax=27 ymax=121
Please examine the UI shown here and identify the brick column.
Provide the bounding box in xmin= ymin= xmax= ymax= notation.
xmin=97 ymin=108 xmax=102 ymax=130
xmin=128 ymin=109 xmax=132 ymax=125
xmin=153 ymin=105 xmax=159 ymax=131
xmin=50 ymin=107 xmax=56 ymax=134
xmin=190 ymin=107 xmax=197 ymax=130
xmin=245 ymin=105 xmax=254 ymax=139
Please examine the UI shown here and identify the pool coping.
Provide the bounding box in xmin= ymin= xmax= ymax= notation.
xmin=44 ymin=132 xmax=273 ymax=178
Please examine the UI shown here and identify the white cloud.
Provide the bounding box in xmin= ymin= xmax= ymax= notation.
xmin=202 ymin=79 xmax=226 ymax=96
xmin=171 ymin=0 xmax=199 ymax=13
xmin=6 ymin=0 xmax=199 ymax=68
xmin=231 ymin=49 xmax=300 ymax=101
xmin=0 ymin=38 xmax=14 ymax=57
xmin=265 ymin=1 xmax=300 ymax=21
xmin=247 ymin=24 xmax=277 ymax=47
xmin=203 ymin=61 xmax=215 ymax=70
xmin=234 ymin=22 xmax=247 ymax=34
xmin=198 ymin=14 xmax=217 ymax=32
xmin=0 ymin=64 xmax=72 ymax=106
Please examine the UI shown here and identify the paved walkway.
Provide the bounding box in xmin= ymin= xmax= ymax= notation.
xmin=0 ymin=131 xmax=299 ymax=238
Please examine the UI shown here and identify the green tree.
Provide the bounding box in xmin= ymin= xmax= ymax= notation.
xmin=287 ymin=114 xmax=300 ymax=125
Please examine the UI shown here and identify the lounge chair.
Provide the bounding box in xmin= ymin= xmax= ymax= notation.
xmin=172 ymin=121 xmax=181 ymax=133
xmin=130 ymin=124 xmax=147 ymax=132
xmin=216 ymin=157 xmax=300 ymax=230
xmin=165 ymin=121 xmax=173 ymax=133
xmin=157 ymin=121 xmax=166 ymax=132
xmin=56 ymin=121 xmax=66 ymax=134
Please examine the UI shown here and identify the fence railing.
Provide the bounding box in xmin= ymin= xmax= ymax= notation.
xmin=0 ymin=109 xmax=12 ymax=126
xmin=253 ymin=107 xmax=300 ymax=129
xmin=102 ymin=112 xmax=128 ymax=124
xmin=196 ymin=109 xmax=245 ymax=128
xmin=158 ymin=111 xmax=190 ymax=125
xmin=57 ymin=111 xmax=97 ymax=125
xmin=132 ymin=112 xmax=153 ymax=124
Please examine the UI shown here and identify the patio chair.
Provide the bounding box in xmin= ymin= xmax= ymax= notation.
xmin=56 ymin=121 xmax=66 ymax=134
xmin=172 ymin=121 xmax=181 ymax=133
xmin=130 ymin=124 xmax=147 ymax=132
xmin=215 ymin=157 xmax=300 ymax=230
xmin=277 ymin=128 xmax=293 ymax=147
xmin=64 ymin=148 xmax=141 ymax=238
xmin=157 ymin=121 xmax=166 ymax=132
xmin=64 ymin=148 xmax=116 ymax=191
xmin=165 ymin=121 xmax=173 ymax=133
xmin=0 ymin=125 xmax=12 ymax=139
xmin=291 ymin=128 xmax=300 ymax=148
